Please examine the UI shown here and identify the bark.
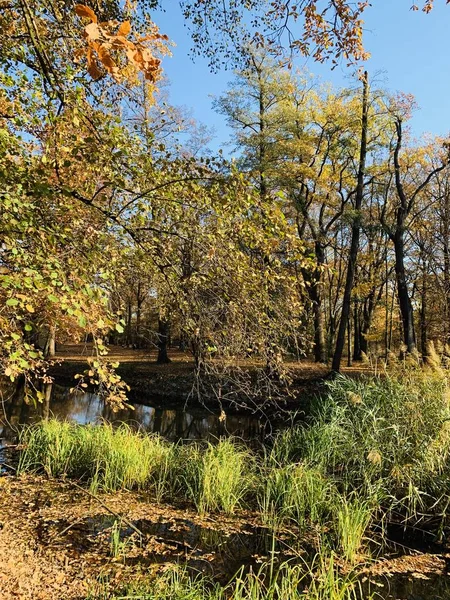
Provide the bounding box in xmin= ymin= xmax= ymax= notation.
xmin=43 ymin=383 xmax=52 ymax=420
xmin=353 ymin=301 xmax=362 ymax=361
xmin=135 ymin=282 xmax=142 ymax=348
xmin=126 ymin=300 xmax=132 ymax=346
xmin=393 ymin=231 xmax=416 ymax=353
xmin=303 ymin=241 xmax=327 ymax=362
xmin=44 ymin=324 xmax=56 ymax=357
xmin=332 ymin=72 xmax=369 ymax=373
xmin=420 ymin=255 xmax=428 ymax=357
xmin=157 ymin=318 xmax=171 ymax=364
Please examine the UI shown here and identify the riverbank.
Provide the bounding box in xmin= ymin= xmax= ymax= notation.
xmin=1 ymin=474 xmax=449 ymax=600
xmin=49 ymin=343 xmax=369 ymax=412
xmin=3 ymin=367 xmax=450 ymax=599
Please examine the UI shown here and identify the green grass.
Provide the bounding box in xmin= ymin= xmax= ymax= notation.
xmin=181 ymin=438 xmax=255 ymax=515
xmin=18 ymin=421 xmax=254 ymax=513
xmin=258 ymin=463 xmax=336 ymax=528
xmin=18 ymin=420 xmax=176 ymax=493
xmin=87 ymin=558 xmax=372 ymax=600
xmin=334 ymin=496 xmax=373 ymax=564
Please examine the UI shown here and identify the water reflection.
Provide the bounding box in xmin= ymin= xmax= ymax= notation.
xmin=0 ymin=381 xmax=269 ymax=445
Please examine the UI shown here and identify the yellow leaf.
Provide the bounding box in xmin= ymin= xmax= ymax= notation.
xmin=85 ymin=22 xmax=101 ymax=41
xmin=26 ymin=304 xmax=35 ymax=313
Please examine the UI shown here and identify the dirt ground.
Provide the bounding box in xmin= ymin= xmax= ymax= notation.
xmin=55 ymin=343 xmax=369 ymax=375
xmin=0 ymin=474 xmax=448 ymax=600
xmin=0 ymin=474 xmax=287 ymax=600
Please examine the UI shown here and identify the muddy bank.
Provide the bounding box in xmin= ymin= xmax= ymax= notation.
xmin=1 ymin=474 xmax=450 ymax=600
xmin=0 ymin=474 xmax=304 ymax=599
xmin=47 ymin=344 xmax=335 ymax=415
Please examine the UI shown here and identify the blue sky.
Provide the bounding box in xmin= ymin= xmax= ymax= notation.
xmin=153 ymin=2 xmax=449 ymax=151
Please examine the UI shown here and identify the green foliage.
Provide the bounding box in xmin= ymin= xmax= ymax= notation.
xmin=18 ymin=421 xmax=174 ymax=492
xmin=180 ymin=438 xmax=255 ymax=515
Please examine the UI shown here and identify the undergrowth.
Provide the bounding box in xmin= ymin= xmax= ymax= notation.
xmin=18 ymin=363 xmax=450 ymax=562
xmin=88 ymin=557 xmax=372 ymax=600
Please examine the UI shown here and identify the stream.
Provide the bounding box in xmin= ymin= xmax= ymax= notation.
xmin=0 ymin=380 xmax=272 ymax=447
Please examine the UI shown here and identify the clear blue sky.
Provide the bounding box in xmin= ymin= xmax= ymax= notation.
xmin=153 ymin=2 xmax=450 ymax=151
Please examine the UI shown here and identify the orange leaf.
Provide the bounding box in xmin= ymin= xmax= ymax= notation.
xmin=75 ymin=4 xmax=98 ymax=23
xmin=118 ymin=20 xmax=131 ymax=36
xmin=86 ymin=47 xmax=102 ymax=79
xmin=85 ymin=22 xmax=101 ymax=41
xmin=97 ymin=46 xmax=116 ymax=72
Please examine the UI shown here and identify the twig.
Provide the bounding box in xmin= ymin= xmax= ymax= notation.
xmin=50 ymin=516 xmax=87 ymax=541
xmin=70 ymin=481 xmax=143 ymax=538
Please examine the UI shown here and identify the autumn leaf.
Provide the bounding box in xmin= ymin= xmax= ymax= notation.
xmin=118 ymin=21 xmax=131 ymax=36
xmin=86 ymin=47 xmax=102 ymax=80
xmin=75 ymin=4 xmax=97 ymax=23
xmin=84 ymin=22 xmax=101 ymax=42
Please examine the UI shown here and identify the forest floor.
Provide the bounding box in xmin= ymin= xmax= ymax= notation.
xmin=54 ymin=343 xmax=370 ymax=376
xmin=0 ymin=474 xmax=448 ymax=600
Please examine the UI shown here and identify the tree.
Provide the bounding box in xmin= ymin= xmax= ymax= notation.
xmin=380 ymin=99 xmax=450 ymax=354
xmin=331 ymin=72 xmax=369 ymax=372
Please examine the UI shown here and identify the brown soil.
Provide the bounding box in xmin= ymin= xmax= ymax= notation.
xmin=0 ymin=474 xmax=297 ymax=600
xmin=0 ymin=474 xmax=447 ymax=600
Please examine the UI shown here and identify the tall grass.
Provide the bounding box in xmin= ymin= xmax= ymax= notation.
xmin=259 ymin=463 xmax=336 ymax=528
xmin=18 ymin=421 xmax=254 ymax=513
xmin=18 ymin=420 xmax=175 ymax=493
xmin=88 ymin=557 xmax=372 ymax=600
xmin=181 ymin=438 xmax=255 ymax=515
xmin=334 ymin=496 xmax=373 ymax=564
xmin=269 ymin=369 xmax=450 ymax=525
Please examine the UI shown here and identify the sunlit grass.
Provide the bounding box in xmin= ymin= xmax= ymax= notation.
xmin=181 ymin=438 xmax=255 ymax=515
xmin=334 ymin=496 xmax=373 ymax=564
xmin=18 ymin=420 xmax=175 ymax=493
xmin=87 ymin=557 xmax=373 ymax=600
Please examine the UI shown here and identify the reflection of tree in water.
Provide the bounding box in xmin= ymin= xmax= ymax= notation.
xmin=0 ymin=381 xmax=268 ymax=443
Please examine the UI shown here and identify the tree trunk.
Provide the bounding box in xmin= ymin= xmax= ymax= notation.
xmin=353 ymin=301 xmax=362 ymax=361
xmin=332 ymin=72 xmax=369 ymax=373
xmin=136 ymin=282 xmax=142 ymax=348
xmin=304 ymin=241 xmax=327 ymax=362
xmin=126 ymin=300 xmax=132 ymax=346
xmin=43 ymin=382 xmax=52 ymax=420
xmin=420 ymin=255 xmax=428 ymax=357
xmin=393 ymin=231 xmax=416 ymax=353
xmin=44 ymin=324 xmax=56 ymax=357
xmin=157 ymin=318 xmax=171 ymax=364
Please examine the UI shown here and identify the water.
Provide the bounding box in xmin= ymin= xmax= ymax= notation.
xmin=0 ymin=380 xmax=271 ymax=447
